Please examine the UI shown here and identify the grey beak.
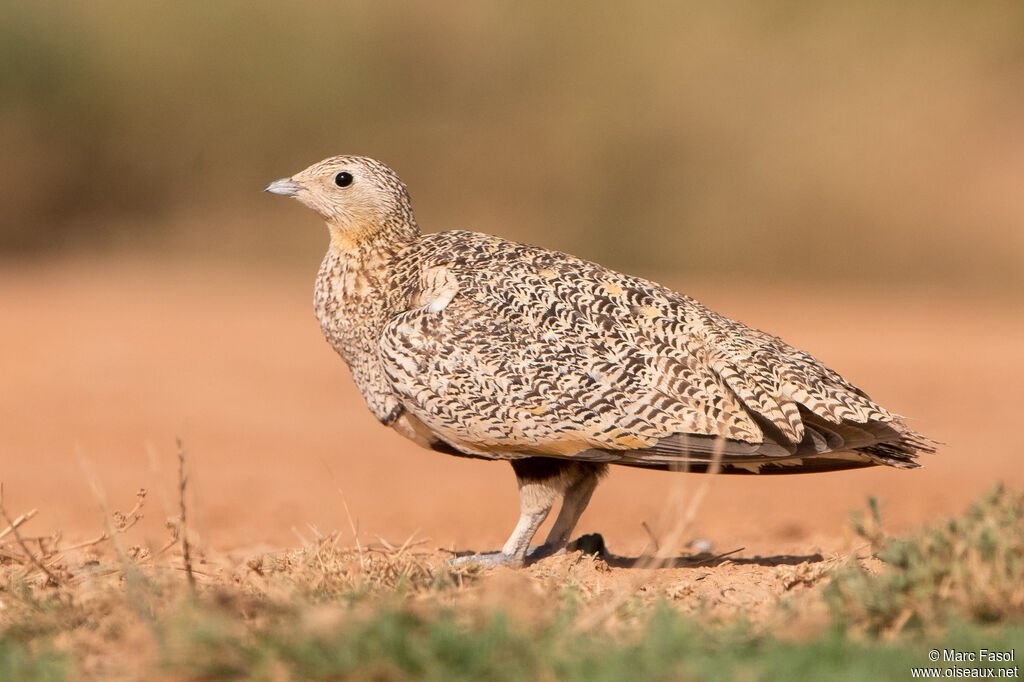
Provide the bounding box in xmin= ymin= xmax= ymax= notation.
xmin=263 ymin=178 xmax=305 ymax=196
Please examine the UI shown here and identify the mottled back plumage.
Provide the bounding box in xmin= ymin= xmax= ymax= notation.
xmin=267 ymin=155 xmax=934 ymax=566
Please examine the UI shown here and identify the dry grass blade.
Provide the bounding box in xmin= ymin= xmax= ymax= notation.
xmin=0 ymin=506 xmax=38 ymax=543
xmin=374 ymin=531 xmax=428 ymax=554
xmin=651 ymin=435 xmax=726 ymax=565
xmin=574 ymin=435 xmax=726 ymax=631
xmin=396 ymin=528 xmax=423 ymax=555
xmin=247 ymin=530 xmax=440 ymax=596
xmin=339 ymin=490 xmax=364 ymax=569
xmin=0 ymin=484 xmax=62 ymax=586
xmin=320 ymin=458 xmax=366 ymax=570
xmin=177 ymin=438 xmax=196 ymax=590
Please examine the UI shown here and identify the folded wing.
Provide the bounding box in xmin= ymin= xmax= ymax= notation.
xmin=379 ymin=232 xmax=932 ymax=474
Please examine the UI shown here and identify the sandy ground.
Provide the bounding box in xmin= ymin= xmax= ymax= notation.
xmin=1 ymin=255 xmax=1021 ymax=567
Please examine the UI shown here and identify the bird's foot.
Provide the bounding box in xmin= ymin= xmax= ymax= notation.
xmin=447 ymin=544 xmax=563 ymax=569
xmin=524 ymin=543 xmax=566 ymax=563
xmin=524 ymin=534 xmax=606 ymax=563
xmin=447 ymin=551 xmax=523 ymax=569
xmin=447 ymin=535 xmax=607 ymax=570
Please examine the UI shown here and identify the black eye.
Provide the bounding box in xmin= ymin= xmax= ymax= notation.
xmin=334 ymin=171 xmax=353 ymax=187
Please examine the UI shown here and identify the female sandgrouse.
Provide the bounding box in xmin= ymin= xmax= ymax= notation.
xmin=266 ymin=155 xmax=934 ymax=568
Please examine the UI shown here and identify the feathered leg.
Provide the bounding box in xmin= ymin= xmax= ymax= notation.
xmin=451 ymin=459 xmax=604 ymax=568
xmin=526 ymin=464 xmax=604 ymax=561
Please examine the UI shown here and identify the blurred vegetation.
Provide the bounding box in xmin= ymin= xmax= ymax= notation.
xmin=2 ymin=2 xmax=1023 ymax=287
xmin=0 ymin=638 xmax=68 ymax=682
xmin=3 ymin=484 xmax=1024 ymax=679
xmin=828 ymin=483 xmax=1024 ymax=634
xmin=160 ymin=605 xmax=1023 ymax=681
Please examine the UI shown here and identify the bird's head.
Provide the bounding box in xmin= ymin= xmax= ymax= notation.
xmin=265 ymin=155 xmax=418 ymax=246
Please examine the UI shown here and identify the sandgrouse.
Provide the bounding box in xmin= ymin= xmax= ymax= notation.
xmin=266 ymin=156 xmax=934 ymax=568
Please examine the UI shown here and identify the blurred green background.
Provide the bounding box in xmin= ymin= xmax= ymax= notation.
xmin=2 ymin=1 xmax=1022 ymax=287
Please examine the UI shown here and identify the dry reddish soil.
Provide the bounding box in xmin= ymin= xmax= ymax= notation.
xmin=2 ymin=255 xmax=1021 ymax=572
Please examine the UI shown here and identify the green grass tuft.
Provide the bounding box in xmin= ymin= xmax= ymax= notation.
xmin=158 ymin=598 xmax=1024 ymax=682
xmin=827 ymin=483 xmax=1024 ymax=634
xmin=0 ymin=636 xmax=70 ymax=682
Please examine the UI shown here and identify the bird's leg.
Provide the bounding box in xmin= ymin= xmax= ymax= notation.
xmin=525 ymin=467 xmax=601 ymax=562
xmin=450 ymin=460 xmax=605 ymax=569
xmin=450 ymin=464 xmax=559 ymax=569
xmin=497 ymin=476 xmax=560 ymax=565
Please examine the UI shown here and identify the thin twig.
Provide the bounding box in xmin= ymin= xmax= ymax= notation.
xmin=689 ymin=546 xmax=745 ymax=567
xmin=177 ymin=438 xmax=196 ymax=590
xmin=575 ymin=436 xmax=727 ymax=631
xmin=113 ymin=489 xmax=148 ymax=531
xmin=640 ymin=521 xmax=660 ymax=553
xmin=0 ymin=484 xmax=62 ymax=586
xmin=59 ymin=490 xmax=147 ymax=554
xmin=320 ymin=458 xmax=365 ymax=570
xmin=0 ymin=507 xmax=38 ymax=543
xmin=60 ymin=531 xmax=110 ymax=553
xmin=153 ymin=535 xmax=179 ymax=558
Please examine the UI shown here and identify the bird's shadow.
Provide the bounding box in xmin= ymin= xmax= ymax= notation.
xmin=446 ymin=533 xmax=826 ymax=569
xmin=600 ymin=551 xmax=825 ymax=569
xmin=566 ymin=533 xmax=824 ymax=569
